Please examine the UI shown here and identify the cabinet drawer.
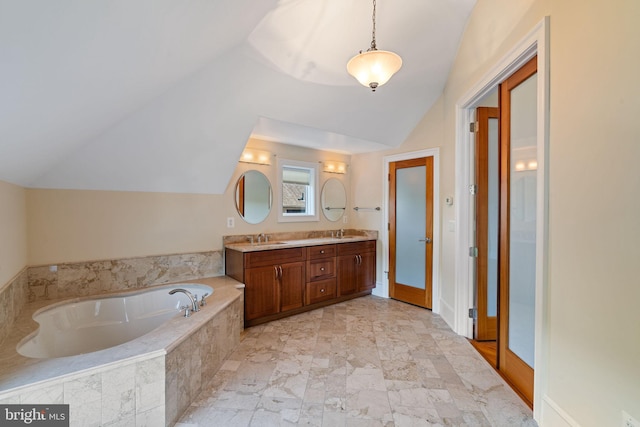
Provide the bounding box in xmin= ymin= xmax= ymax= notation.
xmin=307 ymin=258 xmax=336 ymax=281
xmin=307 ymin=244 xmax=336 ymax=259
xmin=336 ymin=240 xmax=376 ymax=256
xmin=245 ymin=247 xmax=306 ymax=268
xmin=305 ymin=278 xmax=336 ymax=305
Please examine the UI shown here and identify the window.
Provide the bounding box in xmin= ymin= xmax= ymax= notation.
xmin=277 ymin=158 xmax=319 ymax=222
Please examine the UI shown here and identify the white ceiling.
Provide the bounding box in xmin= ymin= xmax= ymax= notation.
xmin=0 ymin=0 xmax=476 ymax=194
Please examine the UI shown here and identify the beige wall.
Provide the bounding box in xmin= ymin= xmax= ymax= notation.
xmin=26 ymin=189 xmax=224 ymax=265
xmin=0 ymin=180 xmax=28 ymax=286
xmin=350 ymin=0 xmax=640 ymax=425
xmin=26 ymin=139 xmax=351 ymax=266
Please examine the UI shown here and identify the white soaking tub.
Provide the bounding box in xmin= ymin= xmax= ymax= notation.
xmin=17 ymin=283 xmax=213 ymax=359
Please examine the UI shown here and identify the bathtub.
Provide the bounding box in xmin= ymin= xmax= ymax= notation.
xmin=17 ymin=283 xmax=213 ymax=359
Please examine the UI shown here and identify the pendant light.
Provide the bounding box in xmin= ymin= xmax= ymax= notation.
xmin=347 ymin=0 xmax=402 ymax=91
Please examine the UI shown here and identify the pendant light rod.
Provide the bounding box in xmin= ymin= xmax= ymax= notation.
xmin=370 ymin=0 xmax=377 ymax=51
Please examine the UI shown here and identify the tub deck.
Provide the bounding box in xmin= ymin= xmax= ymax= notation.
xmin=0 ymin=275 xmax=243 ymax=396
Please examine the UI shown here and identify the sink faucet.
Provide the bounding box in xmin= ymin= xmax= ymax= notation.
xmin=169 ymin=288 xmax=199 ymax=313
xmin=338 ymin=229 xmax=344 ymax=238
xmin=247 ymin=235 xmax=254 ymax=245
xmin=257 ymin=233 xmax=265 ymax=244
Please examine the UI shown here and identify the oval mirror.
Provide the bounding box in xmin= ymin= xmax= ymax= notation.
xmin=235 ymin=170 xmax=272 ymax=224
xmin=321 ymin=178 xmax=347 ymax=222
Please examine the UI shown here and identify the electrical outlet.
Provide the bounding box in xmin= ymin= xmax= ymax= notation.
xmin=226 ymin=217 xmax=235 ymax=228
xmin=623 ymin=411 xmax=640 ymax=427
xmin=343 ymin=215 xmax=348 ymax=224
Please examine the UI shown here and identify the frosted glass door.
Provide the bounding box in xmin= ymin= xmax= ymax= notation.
xmin=474 ymin=106 xmax=499 ymax=342
xmin=497 ymin=55 xmax=537 ymax=406
xmin=395 ymin=166 xmax=426 ymax=288
xmin=508 ymin=72 xmax=537 ymax=369
xmin=389 ymin=156 xmax=433 ymax=309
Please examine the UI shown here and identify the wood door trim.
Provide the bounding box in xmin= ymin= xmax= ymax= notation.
xmin=498 ymin=55 xmax=537 ymax=404
xmin=475 ymin=106 xmax=499 ymax=341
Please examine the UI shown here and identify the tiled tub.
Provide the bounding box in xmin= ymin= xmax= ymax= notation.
xmin=0 ymin=276 xmax=244 ymax=427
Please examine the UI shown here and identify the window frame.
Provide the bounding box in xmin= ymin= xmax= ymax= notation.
xmin=277 ymin=158 xmax=319 ymax=223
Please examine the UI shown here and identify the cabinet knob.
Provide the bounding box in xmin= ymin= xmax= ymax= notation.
xmin=320 ymin=288 xmax=325 ymax=293
xmin=320 ymin=267 xmax=325 ymax=271
xmin=320 ymin=250 xmax=325 ymax=254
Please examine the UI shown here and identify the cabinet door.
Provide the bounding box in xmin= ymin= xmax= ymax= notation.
xmin=280 ymin=262 xmax=305 ymax=312
xmin=337 ymin=254 xmax=358 ymax=296
xmin=245 ymin=266 xmax=279 ymax=321
xmin=358 ymin=251 xmax=376 ymax=291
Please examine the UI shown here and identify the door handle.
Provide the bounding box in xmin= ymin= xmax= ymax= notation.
xmin=418 ymin=237 xmax=432 ymax=243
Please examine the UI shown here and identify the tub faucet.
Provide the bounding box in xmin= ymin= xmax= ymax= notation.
xmin=168 ymin=288 xmax=199 ymax=313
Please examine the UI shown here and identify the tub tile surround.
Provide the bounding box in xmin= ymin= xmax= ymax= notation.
xmin=0 ymin=270 xmax=28 ymax=344
xmin=0 ymin=276 xmax=242 ymax=427
xmin=0 ymin=250 xmax=223 ymax=356
xmin=27 ymin=250 xmax=223 ymax=302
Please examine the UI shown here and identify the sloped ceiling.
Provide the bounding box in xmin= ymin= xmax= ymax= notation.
xmin=0 ymin=0 xmax=476 ymax=194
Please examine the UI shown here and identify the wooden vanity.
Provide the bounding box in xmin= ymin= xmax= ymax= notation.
xmin=225 ymin=237 xmax=376 ymax=327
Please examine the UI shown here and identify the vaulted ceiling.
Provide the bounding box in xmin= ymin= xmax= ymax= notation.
xmin=0 ymin=0 xmax=476 ymax=194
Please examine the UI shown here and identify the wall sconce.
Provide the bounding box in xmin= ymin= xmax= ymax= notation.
xmin=239 ymin=149 xmax=272 ymax=165
xmin=322 ymin=161 xmax=347 ymax=174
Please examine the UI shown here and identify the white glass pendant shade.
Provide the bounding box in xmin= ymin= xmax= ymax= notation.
xmin=347 ymin=49 xmax=402 ymax=90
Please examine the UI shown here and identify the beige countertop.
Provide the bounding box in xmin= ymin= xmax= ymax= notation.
xmin=224 ymin=235 xmax=376 ymax=253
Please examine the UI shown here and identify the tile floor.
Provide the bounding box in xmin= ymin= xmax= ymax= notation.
xmin=176 ymin=296 xmax=537 ymax=426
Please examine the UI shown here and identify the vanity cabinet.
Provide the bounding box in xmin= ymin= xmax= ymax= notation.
xmin=225 ymin=239 xmax=376 ymax=327
xmin=227 ymin=247 xmax=305 ymax=323
xmin=306 ymin=244 xmax=337 ymax=305
xmin=337 ymin=240 xmax=376 ymax=296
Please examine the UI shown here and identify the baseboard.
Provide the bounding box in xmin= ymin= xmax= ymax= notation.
xmin=371 ymin=280 xmax=388 ymax=298
xmin=439 ymin=298 xmax=455 ymax=329
xmin=541 ymin=394 xmax=580 ymax=427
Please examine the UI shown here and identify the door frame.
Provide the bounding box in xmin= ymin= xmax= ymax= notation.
xmin=379 ymin=149 xmax=440 ymax=314
xmin=454 ymin=17 xmax=549 ymax=419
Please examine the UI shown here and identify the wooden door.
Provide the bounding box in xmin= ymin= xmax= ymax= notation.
xmin=475 ymin=106 xmax=499 ymax=341
xmin=498 ymin=55 xmax=537 ymax=406
xmin=389 ymin=157 xmax=434 ymax=308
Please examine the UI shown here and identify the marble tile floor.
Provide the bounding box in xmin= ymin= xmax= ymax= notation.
xmin=175 ymin=296 xmax=537 ymax=427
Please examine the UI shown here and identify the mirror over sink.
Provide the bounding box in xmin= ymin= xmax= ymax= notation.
xmin=321 ymin=178 xmax=347 ymax=222
xmin=234 ymin=170 xmax=272 ymax=224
